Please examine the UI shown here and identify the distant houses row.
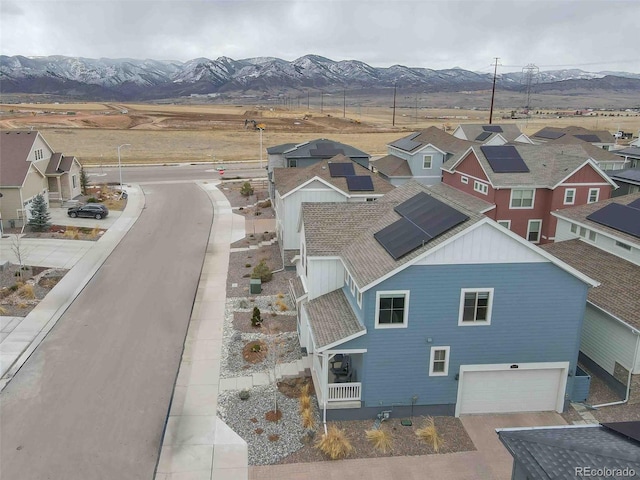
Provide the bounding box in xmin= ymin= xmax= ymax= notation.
xmin=266 ymin=124 xmax=640 ymax=420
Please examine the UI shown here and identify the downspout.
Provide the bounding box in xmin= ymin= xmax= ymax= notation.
xmin=592 ymin=330 xmax=640 ymax=408
xmin=322 ymin=351 xmax=328 ymax=435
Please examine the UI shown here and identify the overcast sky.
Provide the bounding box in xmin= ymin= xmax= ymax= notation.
xmin=1 ymin=0 xmax=638 ymax=73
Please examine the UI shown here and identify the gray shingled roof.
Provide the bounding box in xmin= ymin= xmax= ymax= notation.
xmin=444 ymin=143 xmax=613 ymax=188
xmin=456 ymin=124 xmax=526 ymax=143
xmin=615 ymin=146 xmax=640 ymax=159
xmin=498 ymin=424 xmax=640 ymax=480
xmin=273 ymin=155 xmax=394 ymax=197
xmin=428 ymin=183 xmax=495 ymax=213
xmin=610 ymin=168 xmax=640 ymax=185
xmin=289 ymin=276 xmax=306 ymax=300
xmin=281 ymin=138 xmax=369 ymax=160
xmin=548 ymin=134 xmax=625 ymax=162
xmin=532 ymin=126 xmax=615 ymax=144
xmin=372 ymin=154 xmax=412 ymax=177
xmin=389 ymin=126 xmax=475 ymax=154
xmin=552 ymin=192 xmax=640 ymax=248
xmin=0 ymin=130 xmax=39 ymax=186
xmin=305 ymin=289 xmax=365 ymax=349
xmin=267 ymin=143 xmax=297 ymax=155
xmin=541 ymin=239 xmax=640 ymax=330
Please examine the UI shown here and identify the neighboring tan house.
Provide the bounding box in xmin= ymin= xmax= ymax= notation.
xmin=498 ymin=422 xmax=640 ymax=480
xmin=372 ymin=127 xmax=474 ymax=186
xmin=273 ymin=154 xmax=394 ymax=267
xmin=441 ymin=143 xmax=618 ymax=244
xmin=291 ymin=181 xmax=597 ymax=420
xmin=531 ymin=125 xmax=616 ymax=151
xmin=267 ymin=139 xmax=370 ymax=198
xmin=0 ymin=130 xmax=82 ymax=228
xmin=543 ymin=193 xmax=640 ymax=403
xmin=452 ymin=123 xmax=534 ymax=145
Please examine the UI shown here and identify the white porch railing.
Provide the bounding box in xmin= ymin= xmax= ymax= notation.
xmin=328 ymin=382 xmax=362 ymax=402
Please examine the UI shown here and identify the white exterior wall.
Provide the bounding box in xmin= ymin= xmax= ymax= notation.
xmin=555 ymin=217 xmax=640 ymax=265
xmin=282 ymin=181 xmax=346 ymax=250
xmin=29 ymin=134 xmax=55 ymax=174
xmin=581 ymin=304 xmax=638 ymax=374
xmin=306 ymin=258 xmax=344 ymax=300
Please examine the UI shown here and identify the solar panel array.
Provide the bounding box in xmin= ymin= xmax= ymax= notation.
xmin=535 ymin=129 xmax=565 ymax=140
xmin=601 ymin=422 xmax=640 ymax=444
xmin=574 ymin=134 xmax=601 ymax=143
xmin=328 ymin=163 xmax=355 ymax=177
xmin=309 ymin=142 xmax=345 ymax=157
xmin=628 ymin=198 xmax=640 ymax=210
xmin=586 ymin=203 xmax=640 ymax=238
xmin=482 ymin=125 xmax=503 ymax=133
xmin=480 ymin=146 xmax=530 ymax=173
xmin=475 ymin=131 xmax=492 ymax=142
xmin=346 ymin=176 xmax=374 ymax=191
xmin=374 ymin=191 xmax=469 ymax=260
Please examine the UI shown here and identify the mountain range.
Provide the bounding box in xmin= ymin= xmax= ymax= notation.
xmin=2 ymin=54 xmax=640 ymax=101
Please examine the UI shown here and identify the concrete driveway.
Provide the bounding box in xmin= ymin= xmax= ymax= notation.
xmin=0 ymin=236 xmax=94 ymax=269
xmin=48 ymin=206 xmax=121 ymax=228
xmin=249 ymin=412 xmax=567 ymax=480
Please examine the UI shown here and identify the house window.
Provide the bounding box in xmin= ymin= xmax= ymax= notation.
xmin=473 ymin=180 xmax=488 ymax=195
xmin=350 ymin=277 xmax=356 ymax=295
xmin=72 ymin=175 xmax=77 ymax=188
xmin=588 ymin=188 xmax=599 ymax=204
xmin=497 ymin=220 xmax=511 ymax=230
xmin=461 ymin=176 xmax=469 ymax=184
xmin=570 ymin=223 xmax=577 ymax=234
xmin=423 ymin=155 xmax=433 ymax=169
xmin=616 ymin=241 xmax=632 ymax=251
xmin=357 ymin=289 xmax=363 ymax=308
xmin=301 ymin=243 xmax=305 ymax=268
xmin=34 ymin=149 xmax=43 ymax=160
xmin=588 ymin=231 xmax=597 ymax=242
xmin=366 ymin=198 xmax=376 ymax=202
xmin=510 ymin=189 xmax=535 ymax=208
xmin=563 ymin=188 xmax=576 ymax=205
xmin=375 ymin=291 xmax=410 ymax=329
xmin=429 ymin=347 xmax=450 ymax=376
xmin=629 ymin=185 xmax=640 ymax=194
xmin=527 ymin=219 xmax=542 ymax=243
xmin=579 ymin=227 xmax=587 ymax=238
xmin=344 ymin=270 xmax=350 ymax=286
xmin=459 ymin=288 xmax=493 ymax=326
xmin=288 ymin=159 xmax=297 ymax=168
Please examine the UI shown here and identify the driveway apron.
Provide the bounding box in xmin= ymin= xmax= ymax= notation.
xmin=0 ymin=183 xmax=213 ymax=480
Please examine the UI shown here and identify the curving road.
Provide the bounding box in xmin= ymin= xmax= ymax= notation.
xmin=0 ymin=182 xmax=213 ymax=479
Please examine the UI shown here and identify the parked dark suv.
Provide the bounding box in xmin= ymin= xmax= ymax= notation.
xmin=67 ymin=204 xmax=109 ymax=219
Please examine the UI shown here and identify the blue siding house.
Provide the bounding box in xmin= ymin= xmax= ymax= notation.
xmin=294 ymin=181 xmax=598 ymax=420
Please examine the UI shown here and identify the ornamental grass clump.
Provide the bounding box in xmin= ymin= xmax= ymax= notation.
xmin=301 ymin=408 xmax=316 ymax=430
xmin=315 ymin=425 xmax=354 ymax=460
xmin=416 ymin=416 xmax=444 ymax=452
xmin=365 ymin=428 xmax=394 ymax=453
xmin=18 ymin=284 xmax=35 ymax=300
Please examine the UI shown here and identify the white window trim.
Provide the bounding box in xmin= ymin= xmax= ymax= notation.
xmin=344 ymin=270 xmax=350 ymax=286
xmin=616 ymin=241 xmax=632 ymax=251
xmin=563 ymin=188 xmax=576 ymax=205
xmin=375 ymin=290 xmax=410 ymax=329
xmin=357 ymin=289 xmax=363 ymax=308
xmin=461 ymin=176 xmax=469 ymax=184
xmin=423 ymin=154 xmax=433 ymax=169
xmin=527 ymin=219 xmax=543 ymax=244
xmin=458 ymin=288 xmax=493 ymax=326
xmin=509 ymin=189 xmax=535 ymax=209
xmin=473 ymin=180 xmax=488 ymax=195
xmin=350 ymin=277 xmax=356 ymax=295
xmin=429 ymin=346 xmax=450 ymax=376
xmin=588 ymin=188 xmax=600 ymax=204
xmin=497 ymin=220 xmax=511 ymax=230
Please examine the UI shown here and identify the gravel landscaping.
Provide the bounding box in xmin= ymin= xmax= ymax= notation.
xmin=227 ymin=243 xmax=296 ymax=297
xmin=0 ymin=263 xmax=68 ymax=317
xmin=219 ymin=180 xmax=269 ymax=208
xmin=22 ymin=225 xmax=106 ymax=241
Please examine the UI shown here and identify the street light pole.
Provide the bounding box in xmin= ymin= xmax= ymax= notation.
xmin=117 ymin=143 xmax=131 ymax=195
xmin=258 ymin=128 xmax=264 ymax=169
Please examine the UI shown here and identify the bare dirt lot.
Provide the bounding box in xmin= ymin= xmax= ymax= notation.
xmin=2 ymin=102 xmax=638 ymax=164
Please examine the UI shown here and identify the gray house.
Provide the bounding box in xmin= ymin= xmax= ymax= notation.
xmin=292 ymin=181 xmax=597 ymax=420
xmin=373 ymin=127 xmax=474 ymax=186
xmin=532 ymin=125 xmax=617 ymax=151
xmin=610 ymin=168 xmax=640 ymax=197
xmin=452 ymin=123 xmax=533 ymax=145
xmin=498 ymin=422 xmax=640 ymax=480
xmin=614 ymin=146 xmax=640 ymax=169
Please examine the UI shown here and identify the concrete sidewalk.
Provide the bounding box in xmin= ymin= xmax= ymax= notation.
xmin=0 ymin=185 xmax=145 ymax=387
xmin=156 ymin=180 xmax=247 ymax=480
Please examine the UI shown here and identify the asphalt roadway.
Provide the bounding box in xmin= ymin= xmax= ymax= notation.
xmin=0 ymin=182 xmax=213 ymax=479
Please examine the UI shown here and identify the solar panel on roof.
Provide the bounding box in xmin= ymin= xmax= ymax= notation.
xmin=482 ymin=125 xmax=503 ymax=133
xmin=480 ymin=145 xmax=530 ymax=173
xmin=475 ymin=131 xmax=492 ymax=142
xmin=391 ymin=138 xmax=422 ymax=152
xmin=574 ymin=134 xmax=601 ymax=143
xmin=628 ymin=198 xmax=640 ymax=210
xmin=346 ymin=175 xmax=374 ymax=191
xmin=586 ymin=203 xmax=640 ymax=238
xmin=309 ymin=142 xmax=345 ymax=157
xmin=328 ymin=163 xmax=355 ymax=177
xmin=374 ymin=218 xmax=432 ymax=260
xmin=601 ymin=422 xmax=640 ymax=444
xmin=535 ymin=129 xmax=565 ymax=140
xmin=394 ymin=191 xmax=469 ymax=239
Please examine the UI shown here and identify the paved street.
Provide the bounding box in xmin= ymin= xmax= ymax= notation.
xmin=0 ymin=182 xmax=214 ymax=479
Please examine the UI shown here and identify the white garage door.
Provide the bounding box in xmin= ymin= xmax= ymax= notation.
xmin=457 ymin=363 xmax=567 ymax=416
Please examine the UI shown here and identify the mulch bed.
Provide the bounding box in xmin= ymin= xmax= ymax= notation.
xmin=0 ymin=263 xmax=68 ymax=317
xmin=22 ymin=224 xmax=106 ymax=241
xmin=233 ymin=311 xmax=297 ymax=334
xmin=227 ymin=244 xmax=296 ymax=296
xmin=277 ymin=416 xmax=476 ymax=464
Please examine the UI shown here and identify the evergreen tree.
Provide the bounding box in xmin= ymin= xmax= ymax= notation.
xmin=80 ymin=167 xmax=89 ymax=194
xmin=28 ymin=193 xmax=51 ymax=232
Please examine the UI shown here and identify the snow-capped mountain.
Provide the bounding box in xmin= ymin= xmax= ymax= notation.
xmin=1 ymin=54 xmax=638 ymax=100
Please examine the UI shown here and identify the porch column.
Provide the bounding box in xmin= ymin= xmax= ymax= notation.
xmin=57 ymin=177 xmax=63 ymax=201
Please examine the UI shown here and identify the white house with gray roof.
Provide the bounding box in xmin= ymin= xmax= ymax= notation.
xmin=452 ymin=123 xmax=533 ymax=145
xmin=291 ymin=180 xmax=597 ymax=420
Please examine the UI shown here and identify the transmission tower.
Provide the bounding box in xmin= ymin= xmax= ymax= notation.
xmin=521 ymin=64 xmax=539 ymax=110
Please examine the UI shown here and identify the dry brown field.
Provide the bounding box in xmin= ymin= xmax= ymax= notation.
xmin=1 ymin=102 xmax=638 ymax=164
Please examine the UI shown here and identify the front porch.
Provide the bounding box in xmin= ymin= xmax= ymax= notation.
xmin=311 ymin=352 xmax=363 ymax=409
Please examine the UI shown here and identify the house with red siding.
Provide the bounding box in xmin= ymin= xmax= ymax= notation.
xmin=441 ymin=143 xmax=617 ymax=244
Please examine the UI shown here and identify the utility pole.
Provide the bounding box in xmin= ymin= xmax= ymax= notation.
xmin=321 ymin=91 xmax=324 ymax=114
xmin=343 ymin=87 xmax=346 ymax=118
xmin=392 ymin=83 xmax=397 ymax=126
xmin=489 ymin=57 xmax=500 ymax=125
xmin=307 ymin=90 xmax=310 ymax=110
